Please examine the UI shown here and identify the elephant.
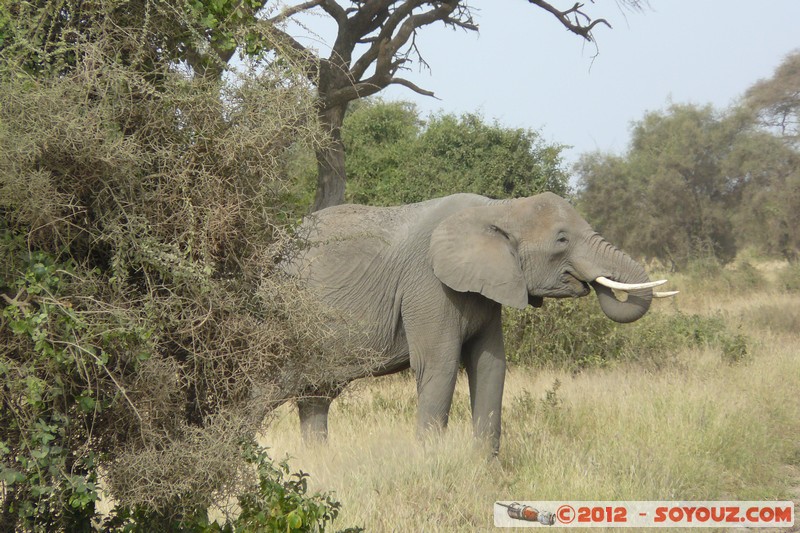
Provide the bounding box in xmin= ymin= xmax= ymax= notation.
xmin=284 ymin=192 xmax=675 ymax=454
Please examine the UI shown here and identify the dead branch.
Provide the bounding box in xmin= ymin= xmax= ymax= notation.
xmin=389 ymin=77 xmax=438 ymax=98
xmin=526 ymin=0 xmax=612 ymax=41
xmin=267 ymin=0 xmax=324 ymax=24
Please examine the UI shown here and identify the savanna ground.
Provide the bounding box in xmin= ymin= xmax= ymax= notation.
xmin=260 ymin=258 xmax=800 ymax=532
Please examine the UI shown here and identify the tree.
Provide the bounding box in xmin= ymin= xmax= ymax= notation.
xmin=728 ymin=131 xmax=800 ymax=262
xmin=412 ymin=111 xmax=569 ymax=200
xmin=164 ymin=0 xmax=642 ymax=210
xmin=1 ymin=0 xmax=644 ymax=211
xmin=573 ymin=152 xmax=641 ymax=252
xmin=576 ymin=67 xmax=800 ymax=268
xmin=340 ymin=99 xmax=422 ymax=204
xmin=744 ymin=50 xmax=800 ymax=148
xmin=738 ymin=51 xmax=800 ymax=262
xmin=315 ymin=99 xmax=569 ymax=205
xmin=577 ymin=104 xmax=744 ymax=267
xmin=255 ymin=0 xmax=645 ymax=211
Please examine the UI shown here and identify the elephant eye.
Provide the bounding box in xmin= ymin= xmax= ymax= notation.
xmin=556 ymin=234 xmax=569 ymax=245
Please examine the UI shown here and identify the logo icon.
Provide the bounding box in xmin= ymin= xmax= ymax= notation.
xmin=496 ymin=502 xmax=556 ymax=525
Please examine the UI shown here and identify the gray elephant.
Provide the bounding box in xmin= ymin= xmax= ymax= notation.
xmin=285 ymin=192 xmax=674 ymax=453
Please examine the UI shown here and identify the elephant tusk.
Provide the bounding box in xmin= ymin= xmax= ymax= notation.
xmin=594 ymin=276 xmax=668 ymax=291
xmin=654 ymin=290 xmax=680 ymax=298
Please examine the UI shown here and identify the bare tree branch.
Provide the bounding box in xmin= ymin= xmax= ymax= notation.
xmin=325 ymin=80 xmax=381 ymax=105
xmin=406 ymin=32 xmax=431 ymax=72
xmin=526 ymin=0 xmax=611 ymax=41
xmin=258 ymin=21 xmax=321 ymax=80
xmin=444 ymin=16 xmax=479 ymax=31
xmin=324 ymin=70 xmax=437 ymax=107
xmin=350 ymin=0 xmax=427 ymax=81
xmin=389 ymin=77 xmax=439 ymax=98
xmin=348 ymin=0 xmax=392 ymax=35
xmin=267 ymin=0 xmax=324 ymax=24
xmin=349 ymin=0 xmax=470 ymax=96
xmin=260 ymin=0 xmax=636 ymax=209
xmin=318 ymin=0 xmax=347 ymax=25
xmin=386 ymin=1 xmax=462 ymax=65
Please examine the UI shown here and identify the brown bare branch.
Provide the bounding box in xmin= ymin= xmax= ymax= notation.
xmin=315 ymin=1 xmax=483 ymax=111
xmin=350 ymin=1 xmax=426 ymax=81
xmin=267 ymin=0 xmax=324 ymax=24
xmin=526 ymin=0 xmax=611 ymax=41
xmin=389 ymin=77 xmax=438 ymax=98
xmin=385 ymin=1 xmax=461 ymax=69
xmin=344 ymin=0 xmax=468 ymax=102
xmin=324 ymin=71 xmax=436 ymax=108
xmin=348 ymin=0 xmax=392 ymax=35
xmin=444 ymin=16 xmax=478 ymax=31
xmin=258 ymin=22 xmax=321 ymax=81
xmin=318 ymin=0 xmax=347 ymax=24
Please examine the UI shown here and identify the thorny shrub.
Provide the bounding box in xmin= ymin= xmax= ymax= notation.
xmin=0 ymin=3 xmax=376 ymax=529
xmin=104 ymin=443 xmax=359 ymax=532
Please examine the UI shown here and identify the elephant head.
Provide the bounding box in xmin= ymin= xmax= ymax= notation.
xmin=430 ymin=192 xmax=673 ymax=323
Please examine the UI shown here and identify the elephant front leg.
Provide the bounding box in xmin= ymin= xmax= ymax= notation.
xmin=464 ymin=316 xmax=506 ymax=455
xmin=408 ymin=331 xmax=461 ymax=439
xmin=414 ymin=365 xmax=459 ymax=437
xmin=298 ymin=396 xmax=332 ymax=443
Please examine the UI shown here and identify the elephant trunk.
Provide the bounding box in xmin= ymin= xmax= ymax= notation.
xmin=592 ymin=282 xmax=652 ymax=323
xmin=583 ymin=234 xmax=653 ymax=324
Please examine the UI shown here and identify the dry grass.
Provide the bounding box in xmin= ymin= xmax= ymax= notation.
xmin=259 ymin=267 xmax=800 ymax=531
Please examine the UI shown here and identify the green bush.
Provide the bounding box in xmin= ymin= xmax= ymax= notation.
xmin=230 ymin=445 xmax=360 ymax=533
xmin=332 ymin=100 xmax=570 ymax=206
xmin=0 ymin=238 xmax=144 ymax=530
xmin=504 ymin=298 xmax=749 ymax=370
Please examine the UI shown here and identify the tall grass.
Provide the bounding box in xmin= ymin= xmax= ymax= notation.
xmin=260 ymin=271 xmax=800 ymax=531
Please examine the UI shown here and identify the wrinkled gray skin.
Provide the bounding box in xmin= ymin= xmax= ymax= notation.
xmin=285 ymin=192 xmax=654 ymax=454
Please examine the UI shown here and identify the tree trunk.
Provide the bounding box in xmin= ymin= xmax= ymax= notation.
xmin=312 ymin=104 xmax=348 ymax=212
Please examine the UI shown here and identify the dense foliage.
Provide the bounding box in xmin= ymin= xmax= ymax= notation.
xmin=292 ymin=100 xmax=570 ymax=206
xmin=576 ymin=52 xmax=800 ymax=268
xmin=0 ymin=1 xmax=369 ymax=530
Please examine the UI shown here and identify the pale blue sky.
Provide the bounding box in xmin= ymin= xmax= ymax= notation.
xmin=289 ymin=1 xmax=800 ymax=170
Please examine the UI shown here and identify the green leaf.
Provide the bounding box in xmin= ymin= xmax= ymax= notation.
xmin=30 ymin=447 xmax=49 ymax=459
xmin=201 ymin=13 xmax=219 ymax=29
xmin=0 ymin=466 xmax=25 ymax=486
xmin=78 ymin=395 xmax=96 ymax=413
xmin=286 ymin=510 xmax=302 ymax=529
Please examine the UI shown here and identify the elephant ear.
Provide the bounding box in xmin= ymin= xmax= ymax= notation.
xmin=430 ymin=206 xmax=528 ymax=309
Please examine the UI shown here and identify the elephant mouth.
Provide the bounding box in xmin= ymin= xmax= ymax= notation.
xmin=531 ymin=273 xmax=591 ymax=300
xmin=558 ymin=272 xmax=591 ymax=297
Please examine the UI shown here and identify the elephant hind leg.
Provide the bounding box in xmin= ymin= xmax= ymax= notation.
xmin=298 ymin=396 xmax=332 ymax=443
